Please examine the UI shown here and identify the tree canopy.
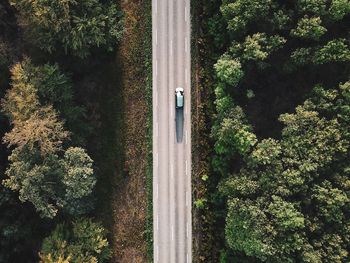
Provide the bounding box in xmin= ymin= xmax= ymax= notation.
xmin=2 ymin=58 xmax=87 ymax=144
xmin=220 ymin=82 xmax=350 ymax=262
xmin=39 ymin=218 xmax=111 ymax=263
xmin=211 ymin=0 xmax=350 ymax=262
xmin=3 ymin=146 xmax=95 ymax=218
xmin=0 ymin=0 xmax=115 ymax=260
xmin=11 ymin=0 xmax=123 ymax=57
xmin=2 ymin=59 xmax=96 ymax=218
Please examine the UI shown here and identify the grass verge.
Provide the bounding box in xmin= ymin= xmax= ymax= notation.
xmin=110 ymin=0 xmax=149 ymax=260
xmin=92 ymin=0 xmax=153 ymax=261
xmin=191 ymin=0 xmax=222 ymax=262
xmin=143 ymin=0 xmax=153 ymax=261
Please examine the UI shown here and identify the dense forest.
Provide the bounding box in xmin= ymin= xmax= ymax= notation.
xmin=0 ymin=0 xmax=124 ymax=262
xmin=1 ymin=0 xmax=350 ymax=262
xmin=205 ymin=0 xmax=350 ymax=262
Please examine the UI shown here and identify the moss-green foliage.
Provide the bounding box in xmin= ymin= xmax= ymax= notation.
xmin=220 ymin=0 xmax=275 ymax=33
xmin=10 ymin=0 xmax=123 ymax=58
xmin=212 ymin=103 xmax=257 ymax=173
xmin=313 ymin=39 xmax=350 ymax=64
xmin=215 ymin=56 xmax=244 ymax=87
xmin=0 ymin=0 xmax=116 ymax=261
xmin=329 ymin=0 xmax=350 ymax=20
xmin=291 ymin=16 xmax=327 ymax=40
xmin=231 ymin=33 xmax=286 ymax=63
xmin=2 ymin=60 xmax=96 ymax=218
xmin=212 ymin=0 xmax=350 ymax=262
xmin=216 ymin=1 xmax=350 ymax=88
xmin=39 ymin=218 xmax=111 ymax=263
xmin=219 ymin=84 xmax=350 ymax=262
xmin=3 ymin=146 xmax=95 ymax=218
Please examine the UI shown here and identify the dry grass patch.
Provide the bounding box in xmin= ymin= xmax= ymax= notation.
xmin=110 ymin=0 xmax=149 ymax=262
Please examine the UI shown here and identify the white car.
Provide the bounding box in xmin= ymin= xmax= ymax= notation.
xmin=175 ymin=87 xmax=184 ymax=108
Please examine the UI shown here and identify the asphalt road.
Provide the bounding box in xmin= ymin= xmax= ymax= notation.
xmin=152 ymin=0 xmax=192 ymax=262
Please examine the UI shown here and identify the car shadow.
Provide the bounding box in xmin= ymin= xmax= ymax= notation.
xmin=176 ymin=108 xmax=184 ymax=143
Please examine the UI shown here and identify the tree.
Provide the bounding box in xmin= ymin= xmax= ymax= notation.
xmin=3 ymin=106 xmax=70 ymax=155
xmin=2 ymin=60 xmax=39 ymax=122
xmin=212 ymin=103 xmax=257 ymax=174
xmin=2 ymin=59 xmax=96 ymax=218
xmin=2 ymin=59 xmax=87 ymax=144
xmin=219 ymin=82 xmax=350 ymax=262
xmin=60 ymin=147 xmax=96 ymax=216
xmin=216 ymin=0 xmax=350 ymax=129
xmin=3 ymin=146 xmax=95 ymax=218
xmin=214 ymin=56 xmax=244 ymax=87
xmin=0 ymin=184 xmax=52 ymax=263
xmin=39 ymin=218 xmax=111 ymax=263
xmin=212 ymin=3 xmax=350 ymax=260
xmin=10 ymin=0 xmax=123 ymax=57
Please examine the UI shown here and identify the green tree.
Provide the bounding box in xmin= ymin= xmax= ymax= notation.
xmin=217 ymin=0 xmax=350 ymax=96
xmin=214 ymin=56 xmax=244 ymax=87
xmin=2 ymin=59 xmax=96 ymax=218
xmin=220 ymin=0 xmax=276 ymax=33
xmin=10 ymin=0 xmax=123 ymax=57
xmin=3 ymin=146 xmax=95 ymax=218
xmin=212 ymin=3 xmax=350 ymax=260
xmin=219 ymin=82 xmax=350 ymax=262
xmin=39 ymin=218 xmax=111 ymax=263
xmin=290 ymin=16 xmax=327 ymax=40
xmin=212 ymin=103 xmax=257 ymax=174
xmin=0 ymin=184 xmax=52 ymax=263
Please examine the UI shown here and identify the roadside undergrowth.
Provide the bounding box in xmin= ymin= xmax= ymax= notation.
xmin=191 ymin=0 xmax=221 ymax=262
xmin=108 ymin=0 xmax=152 ymax=262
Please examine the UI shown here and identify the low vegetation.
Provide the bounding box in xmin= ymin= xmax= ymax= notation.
xmin=191 ymin=0 xmax=221 ymax=262
xmin=107 ymin=0 xmax=150 ymax=260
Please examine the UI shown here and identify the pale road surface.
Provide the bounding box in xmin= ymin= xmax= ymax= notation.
xmin=152 ymin=0 xmax=192 ymax=262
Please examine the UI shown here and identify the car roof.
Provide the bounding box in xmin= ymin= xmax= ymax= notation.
xmin=177 ymin=93 xmax=184 ymax=107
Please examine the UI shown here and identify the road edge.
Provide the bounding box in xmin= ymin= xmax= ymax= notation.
xmin=191 ymin=0 xmax=219 ymax=262
xmin=144 ymin=0 xmax=153 ymax=262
